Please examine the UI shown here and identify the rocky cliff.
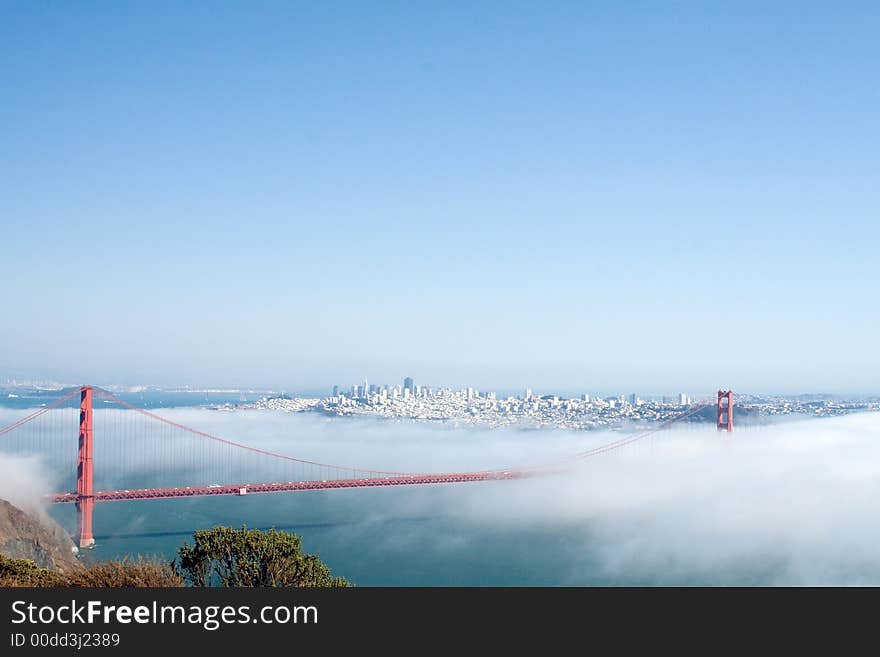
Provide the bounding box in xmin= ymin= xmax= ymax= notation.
xmin=0 ymin=499 xmax=78 ymax=572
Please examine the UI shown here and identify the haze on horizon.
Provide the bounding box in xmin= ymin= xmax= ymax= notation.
xmin=2 ymin=3 xmax=878 ymax=395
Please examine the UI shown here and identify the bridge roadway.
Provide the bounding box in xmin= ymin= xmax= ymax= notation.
xmin=49 ymin=470 xmax=531 ymax=504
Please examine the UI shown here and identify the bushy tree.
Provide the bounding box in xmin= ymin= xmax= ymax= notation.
xmin=175 ymin=526 xmax=349 ymax=587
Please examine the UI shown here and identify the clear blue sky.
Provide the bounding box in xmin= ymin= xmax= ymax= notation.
xmin=2 ymin=2 xmax=878 ymax=395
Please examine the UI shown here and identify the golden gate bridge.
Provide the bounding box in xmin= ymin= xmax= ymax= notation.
xmin=0 ymin=386 xmax=733 ymax=548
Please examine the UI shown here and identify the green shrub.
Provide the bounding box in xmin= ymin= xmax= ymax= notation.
xmin=176 ymin=526 xmax=349 ymax=587
xmin=0 ymin=554 xmax=66 ymax=587
xmin=68 ymin=556 xmax=184 ymax=587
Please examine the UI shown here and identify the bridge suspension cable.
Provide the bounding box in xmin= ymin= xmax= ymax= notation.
xmin=0 ymin=388 xmax=81 ymax=438
xmin=92 ymin=389 xmax=412 ymax=477
xmin=0 ymin=388 xmax=714 ymax=480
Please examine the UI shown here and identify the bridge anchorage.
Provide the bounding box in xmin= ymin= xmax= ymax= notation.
xmin=0 ymin=385 xmax=727 ymax=548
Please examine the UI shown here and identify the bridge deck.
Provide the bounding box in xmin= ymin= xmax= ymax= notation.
xmin=49 ymin=471 xmax=530 ymax=503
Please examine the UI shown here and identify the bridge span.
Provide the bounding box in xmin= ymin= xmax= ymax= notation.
xmin=0 ymin=385 xmax=722 ymax=547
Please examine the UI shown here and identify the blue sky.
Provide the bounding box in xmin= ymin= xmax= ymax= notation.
xmin=2 ymin=2 xmax=878 ymax=394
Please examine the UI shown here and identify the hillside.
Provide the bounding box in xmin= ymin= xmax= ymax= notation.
xmin=0 ymin=498 xmax=78 ymax=573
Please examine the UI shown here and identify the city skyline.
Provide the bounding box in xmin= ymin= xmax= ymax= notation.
xmin=3 ymin=371 xmax=874 ymax=403
xmin=330 ymin=374 xmax=694 ymax=404
xmin=251 ymin=381 xmax=877 ymax=432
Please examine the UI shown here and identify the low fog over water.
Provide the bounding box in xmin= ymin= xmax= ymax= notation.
xmin=4 ymin=406 xmax=880 ymax=584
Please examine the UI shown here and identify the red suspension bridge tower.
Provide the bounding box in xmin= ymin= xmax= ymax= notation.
xmin=76 ymin=386 xmax=95 ymax=548
xmin=717 ymin=389 xmax=733 ymax=432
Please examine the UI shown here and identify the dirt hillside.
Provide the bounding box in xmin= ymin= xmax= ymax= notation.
xmin=0 ymin=498 xmax=78 ymax=572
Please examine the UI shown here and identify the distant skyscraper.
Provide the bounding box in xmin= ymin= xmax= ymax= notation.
xmin=525 ymin=388 xmax=533 ymax=400
xmin=332 ymin=385 xmax=339 ymax=397
xmin=582 ymin=393 xmax=590 ymax=402
xmin=364 ymin=377 xmax=369 ymax=397
xmin=679 ymin=393 xmax=689 ymax=406
xmin=629 ymin=393 xmax=638 ymax=405
xmin=404 ymin=377 xmax=414 ymax=393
